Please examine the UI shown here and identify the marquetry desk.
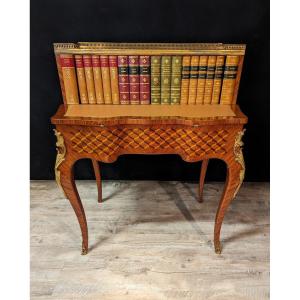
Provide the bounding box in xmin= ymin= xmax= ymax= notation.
xmin=51 ymin=104 xmax=247 ymax=255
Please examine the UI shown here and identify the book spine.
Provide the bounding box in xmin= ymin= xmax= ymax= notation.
xmin=195 ymin=56 xmax=208 ymax=104
xmin=170 ymin=56 xmax=182 ymax=104
xmin=188 ymin=56 xmax=199 ymax=104
xmin=109 ymin=56 xmax=120 ymax=104
xmin=161 ymin=56 xmax=171 ymax=104
xmin=139 ymin=56 xmax=150 ymax=104
xmin=203 ymin=56 xmax=217 ymax=104
xmin=118 ymin=56 xmax=130 ymax=104
xmin=55 ymin=54 xmax=66 ymax=104
xmin=180 ymin=56 xmax=191 ymax=104
xmin=100 ymin=55 xmax=112 ymax=104
xmin=151 ymin=56 xmax=161 ymax=104
xmin=83 ymin=55 xmax=96 ymax=104
xmin=60 ymin=54 xmax=79 ymax=104
xmin=75 ymin=55 xmax=89 ymax=104
xmin=128 ymin=56 xmax=140 ymax=104
xmin=211 ymin=55 xmax=225 ymax=104
xmin=91 ymin=55 xmax=104 ymax=104
xmin=220 ymin=56 xmax=240 ymax=104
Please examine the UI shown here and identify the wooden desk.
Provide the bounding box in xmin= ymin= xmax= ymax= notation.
xmin=51 ymin=104 xmax=247 ymax=255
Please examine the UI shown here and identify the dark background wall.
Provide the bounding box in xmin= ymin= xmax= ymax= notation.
xmin=30 ymin=0 xmax=270 ymax=181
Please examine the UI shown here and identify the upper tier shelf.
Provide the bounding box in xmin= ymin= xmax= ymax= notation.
xmin=51 ymin=104 xmax=247 ymax=126
xmin=53 ymin=42 xmax=246 ymax=56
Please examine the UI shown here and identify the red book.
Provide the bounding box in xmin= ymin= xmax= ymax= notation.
xmin=117 ymin=56 xmax=130 ymax=104
xmin=139 ymin=56 xmax=150 ymax=104
xmin=128 ymin=55 xmax=139 ymax=104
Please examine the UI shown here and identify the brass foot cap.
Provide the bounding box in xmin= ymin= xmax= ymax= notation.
xmin=81 ymin=246 xmax=88 ymax=255
xmin=215 ymin=245 xmax=222 ymax=254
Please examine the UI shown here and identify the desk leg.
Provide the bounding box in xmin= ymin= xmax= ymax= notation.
xmin=59 ymin=162 xmax=89 ymax=255
xmin=199 ymin=159 xmax=209 ymax=203
xmin=214 ymin=131 xmax=245 ymax=254
xmin=92 ymin=159 xmax=102 ymax=203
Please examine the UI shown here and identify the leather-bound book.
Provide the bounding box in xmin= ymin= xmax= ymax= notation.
xmin=161 ymin=56 xmax=171 ymax=105
xmin=60 ymin=54 xmax=79 ymax=104
xmin=128 ymin=56 xmax=140 ymax=104
xmin=100 ymin=55 xmax=112 ymax=104
xmin=151 ymin=56 xmax=161 ymax=104
xmin=109 ymin=56 xmax=120 ymax=104
xmin=203 ymin=56 xmax=217 ymax=104
xmin=188 ymin=56 xmax=199 ymax=104
xmin=83 ymin=55 xmax=96 ymax=104
xmin=74 ymin=55 xmax=88 ymax=104
xmin=55 ymin=54 xmax=66 ymax=104
xmin=211 ymin=55 xmax=225 ymax=104
xmin=180 ymin=56 xmax=191 ymax=104
xmin=220 ymin=55 xmax=240 ymax=104
xmin=139 ymin=56 xmax=150 ymax=104
xmin=91 ymin=55 xmax=104 ymax=104
xmin=195 ymin=56 xmax=208 ymax=104
xmin=118 ymin=56 xmax=130 ymax=104
xmin=170 ymin=56 xmax=182 ymax=104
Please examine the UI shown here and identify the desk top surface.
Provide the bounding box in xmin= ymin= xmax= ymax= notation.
xmin=51 ymin=104 xmax=247 ymax=127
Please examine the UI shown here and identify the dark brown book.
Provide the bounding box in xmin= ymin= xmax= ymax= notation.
xmin=118 ymin=56 xmax=130 ymax=104
xmin=139 ymin=56 xmax=150 ymax=104
xmin=129 ymin=56 xmax=140 ymax=104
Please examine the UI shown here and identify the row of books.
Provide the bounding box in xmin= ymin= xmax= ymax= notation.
xmin=59 ymin=54 xmax=240 ymax=105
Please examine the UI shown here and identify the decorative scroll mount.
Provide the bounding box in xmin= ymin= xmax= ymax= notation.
xmin=54 ymin=129 xmax=66 ymax=196
xmin=233 ymin=129 xmax=246 ymax=198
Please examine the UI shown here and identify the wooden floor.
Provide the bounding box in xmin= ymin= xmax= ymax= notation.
xmin=31 ymin=181 xmax=269 ymax=300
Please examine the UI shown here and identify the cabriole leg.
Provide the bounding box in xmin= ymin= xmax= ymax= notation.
xmin=92 ymin=159 xmax=102 ymax=203
xmin=214 ymin=130 xmax=245 ymax=254
xmin=199 ymin=159 xmax=209 ymax=203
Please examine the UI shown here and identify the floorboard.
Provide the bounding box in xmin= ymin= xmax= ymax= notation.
xmin=30 ymin=181 xmax=269 ymax=300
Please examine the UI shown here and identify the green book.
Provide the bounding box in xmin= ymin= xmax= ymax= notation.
xmin=170 ymin=56 xmax=182 ymax=104
xmin=161 ymin=56 xmax=171 ymax=105
xmin=151 ymin=56 xmax=161 ymax=104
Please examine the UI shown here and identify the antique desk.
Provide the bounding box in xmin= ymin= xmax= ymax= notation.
xmin=51 ymin=43 xmax=248 ymax=255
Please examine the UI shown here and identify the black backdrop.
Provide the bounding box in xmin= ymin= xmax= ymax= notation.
xmin=30 ymin=0 xmax=270 ymax=181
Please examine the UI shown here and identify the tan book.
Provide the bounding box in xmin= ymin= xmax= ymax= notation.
xmin=91 ymin=55 xmax=104 ymax=104
xmin=211 ymin=56 xmax=225 ymax=104
xmin=60 ymin=54 xmax=79 ymax=104
xmin=100 ymin=55 xmax=112 ymax=104
xmin=188 ymin=56 xmax=199 ymax=104
xmin=203 ymin=56 xmax=217 ymax=104
xmin=75 ymin=55 xmax=88 ymax=104
xmin=109 ymin=56 xmax=120 ymax=104
xmin=55 ymin=54 xmax=66 ymax=104
xmin=83 ymin=55 xmax=96 ymax=104
xmin=195 ymin=56 xmax=208 ymax=104
xmin=220 ymin=55 xmax=240 ymax=104
xmin=180 ymin=56 xmax=191 ymax=104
